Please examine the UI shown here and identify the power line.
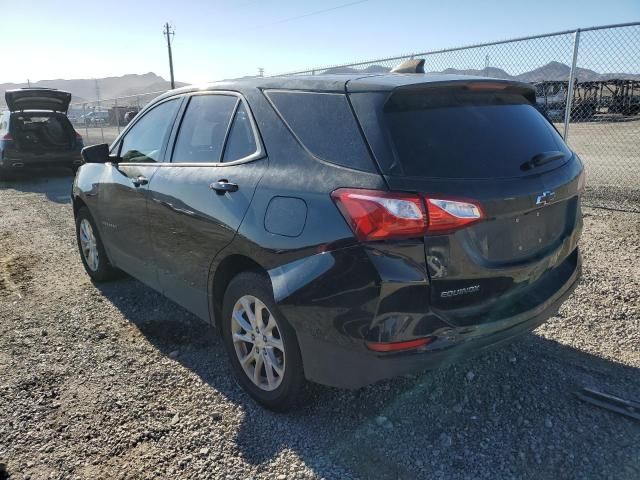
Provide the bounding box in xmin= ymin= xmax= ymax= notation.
xmin=258 ymin=0 xmax=371 ymax=28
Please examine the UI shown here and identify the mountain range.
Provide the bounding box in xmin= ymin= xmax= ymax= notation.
xmin=324 ymin=60 xmax=640 ymax=82
xmin=1 ymin=61 xmax=638 ymax=109
xmin=0 ymin=73 xmax=187 ymax=107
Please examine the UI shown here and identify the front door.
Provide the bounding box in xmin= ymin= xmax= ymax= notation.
xmin=99 ymin=97 xmax=182 ymax=289
xmin=146 ymin=93 xmax=267 ymax=319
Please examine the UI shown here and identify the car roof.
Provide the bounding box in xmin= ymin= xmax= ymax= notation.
xmin=156 ymin=73 xmax=534 ymax=100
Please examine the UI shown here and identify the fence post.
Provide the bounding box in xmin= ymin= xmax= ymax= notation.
xmin=82 ymin=104 xmax=89 ymax=142
xmin=114 ymin=98 xmax=120 ymax=134
xmin=563 ymin=29 xmax=581 ymax=141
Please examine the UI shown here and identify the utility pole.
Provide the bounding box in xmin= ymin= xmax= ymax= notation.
xmin=27 ymin=79 xmax=31 ymax=88
xmin=163 ymin=22 xmax=175 ymax=89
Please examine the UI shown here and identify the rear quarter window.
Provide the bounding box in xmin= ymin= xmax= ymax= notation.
xmin=265 ymin=90 xmax=375 ymax=172
xmin=384 ymin=90 xmax=572 ymax=179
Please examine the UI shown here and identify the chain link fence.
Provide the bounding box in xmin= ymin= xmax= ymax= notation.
xmin=281 ymin=22 xmax=640 ymax=211
xmin=13 ymin=22 xmax=635 ymax=211
xmin=67 ymin=91 xmax=164 ymax=146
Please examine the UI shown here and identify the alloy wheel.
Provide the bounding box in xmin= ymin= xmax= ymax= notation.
xmin=231 ymin=295 xmax=285 ymax=391
xmin=79 ymin=219 xmax=99 ymax=272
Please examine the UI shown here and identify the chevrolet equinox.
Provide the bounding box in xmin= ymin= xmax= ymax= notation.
xmin=72 ymin=67 xmax=583 ymax=410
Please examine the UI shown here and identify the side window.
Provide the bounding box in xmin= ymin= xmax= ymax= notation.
xmin=222 ymin=102 xmax=258 ymax=162
xmin=119 ymin=98 xmax=180 ymax=163
xmin=172 ymin=95 xmax=237 ymax=163
xmin=265 ymin=90 xmax=374 ymax=171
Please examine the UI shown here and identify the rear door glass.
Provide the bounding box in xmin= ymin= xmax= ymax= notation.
xmin=266 ymin=90 xmax=375 ymax=172
xmin=222 ymin=102 xmax=258 ymax=162
xmin=384 ymin=91 xmax=571 ymax=178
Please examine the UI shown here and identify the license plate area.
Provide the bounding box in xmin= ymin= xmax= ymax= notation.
xmin=476 ymin=201 xmax=568 ymax=262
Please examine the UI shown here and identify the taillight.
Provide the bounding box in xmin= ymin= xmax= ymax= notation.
xmin=577 ymin=169 xmax=586 ymax=193
xmin=331 ymin=188 xmax=485 ymax=241
xmin=465 ymin=82 xmax=509 ymax=91
xmin=331 ymin=188 xmax=427 ymax=241
xmin=367 ymin=337 xmax=434 ymax=352
xmin=424 ymin=198 xmax=484 ymax=233
xmin=1 ymin=133 xmax=12 ymax=141
xmin=75 ymin=131 xmax=83 ymax=141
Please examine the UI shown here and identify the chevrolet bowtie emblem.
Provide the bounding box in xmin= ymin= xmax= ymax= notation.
xmin=536 ymin=191 xmax=556 ymax=206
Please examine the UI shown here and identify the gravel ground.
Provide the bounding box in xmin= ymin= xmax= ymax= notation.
xmin=0 ymin=170 xmax=639 ymax=480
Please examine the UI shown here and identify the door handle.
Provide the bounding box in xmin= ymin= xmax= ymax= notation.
xmin=209 ymin=180 xmax=239 ymax=194
xmin=132 ymin=175 xmax=149 ymax=187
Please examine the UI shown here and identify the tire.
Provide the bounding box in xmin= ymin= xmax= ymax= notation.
xmin=221 ymin=271 xmax=306 ymax=411
xmin=75 ymin=206 xmax=120 ymax=282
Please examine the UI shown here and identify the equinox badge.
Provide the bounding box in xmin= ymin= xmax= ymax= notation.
xmin=441 ymin=285 xmax=481 ymax=298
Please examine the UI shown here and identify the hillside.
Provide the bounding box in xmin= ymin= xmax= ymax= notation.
xmin=2 ymin=61 xmax=639 ymax=110
xmin=317 ymin=60 xmax=640 ymax=82
xmin=0 ymin=73 xmax=188 ymax=107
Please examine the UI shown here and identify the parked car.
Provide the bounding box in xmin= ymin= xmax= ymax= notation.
xmin=78 ymin=110 xmax=109 ymax=126
xmin=0 ymin=88 xmax=84 ymax=178
xmin=72 ymin=71 xmax=584 ymax=410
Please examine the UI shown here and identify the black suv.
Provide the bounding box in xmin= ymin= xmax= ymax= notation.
xmin=72 ymin=70 xmax=583 ymax=410
xmin=0 ymin=88 xmax=83 ymax=178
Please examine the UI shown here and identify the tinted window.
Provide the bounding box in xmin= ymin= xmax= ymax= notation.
xmin=222 ymin=103 xmax=258 ymax=162
xmin=266 ymin=90 xmax=374 ymax=171
xmin=172 ymin=95 xmax=237 ymax=163
xmin=384 ymin=91 xmax=571 ymax=178
xmin=120 ymin=99 xmax=180 ymax=163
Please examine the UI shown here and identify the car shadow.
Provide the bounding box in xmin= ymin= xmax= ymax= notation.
xmin=0 ymin=167 xmax=73 ymax=204
xmin=94 ymin=277 xmax=640 ymax=480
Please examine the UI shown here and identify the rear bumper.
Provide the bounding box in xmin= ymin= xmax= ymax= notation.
xmin=1 ymin=151 xmax=82 ymax=169
xmin=296 ymin=249 xmax=581 ymax=389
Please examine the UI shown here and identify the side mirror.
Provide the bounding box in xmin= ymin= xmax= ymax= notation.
xmin=81 ymin=143 xmax=111 ymax=163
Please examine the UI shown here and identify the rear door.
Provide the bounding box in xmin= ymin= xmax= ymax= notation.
xmin=350 ymin=81 xmax=583 ymax=326
xmin=146 ymin=91 xmax=267 ymax=320
xmin=99 ymin=96 xmax=183 ymax=288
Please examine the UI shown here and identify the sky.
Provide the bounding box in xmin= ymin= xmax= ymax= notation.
xmin=0 ymin=0 xmax=639 ymax=84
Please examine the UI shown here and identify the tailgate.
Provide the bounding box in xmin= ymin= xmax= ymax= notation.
xmin=350 ymin=78 xmax=584 ymax=326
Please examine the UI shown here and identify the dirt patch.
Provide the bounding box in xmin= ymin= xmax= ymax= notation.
xmin=0 ymin=253 xmax=37 ymax=298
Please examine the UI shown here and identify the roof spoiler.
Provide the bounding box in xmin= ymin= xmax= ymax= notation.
xmin=390 ymin=59 xmax=425 ymax=74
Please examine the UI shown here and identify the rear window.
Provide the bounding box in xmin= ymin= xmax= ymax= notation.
xmin=384 ymin=90 xmax=571 ymax=178
xmin=266 ymin=90 xmax=375 ymax=172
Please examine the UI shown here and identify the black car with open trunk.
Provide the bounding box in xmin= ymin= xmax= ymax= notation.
xmin=72 ymin=65 xmax=583 ymax=410
xmin=0 ymin=88 xmax=83 ymax=178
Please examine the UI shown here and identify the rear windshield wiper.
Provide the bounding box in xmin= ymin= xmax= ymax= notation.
xmin=521 ymin=151 xmax=566 ymax=171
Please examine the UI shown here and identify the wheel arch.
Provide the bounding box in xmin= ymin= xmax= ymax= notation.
xmin=72 ymin=195 xmax=87 ymax=217
xmin=208 ymin=253 xmax=270 ymax=331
